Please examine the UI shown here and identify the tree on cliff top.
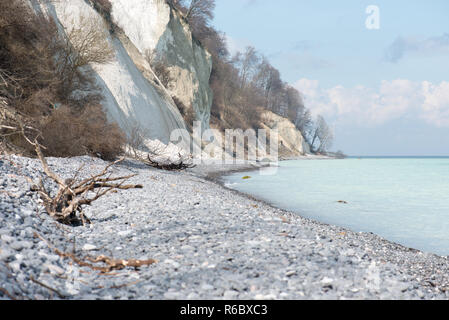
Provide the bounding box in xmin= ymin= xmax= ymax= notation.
xmin=168 ymin=0 xmax=215 ymax=39
xmin=184 ymin=0 xmax=215 ymax=21
xmin=310 ymin=115 xmax=334 ymax=154
xmin=165 ymin=0 xmax=336 ymax=154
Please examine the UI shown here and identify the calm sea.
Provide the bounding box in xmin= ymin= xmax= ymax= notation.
xmin=224 ymin=157 xmax=449 ymax=256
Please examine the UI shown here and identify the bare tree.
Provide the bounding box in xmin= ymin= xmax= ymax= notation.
xmin=171 ymin=0 xmax=215 ymax=38
xmin=310 ymin=115 xmax=333 ymax=153
xmin=166 ymin=0 xmax=182 ymax=9
xmin=233 ymin=46 xmax=260 ymax=89
xmin=296 ymin=109 xmax=313 ymax=140
xmin=0 ymin=98 xmax=40 ymax=154
xmin=57 ymin=12 xmax=114 ymax=97
xmin=253 ymin=58 xmax=283 ymax=109
xmin=183 ymin=0 xmax=215 ymax=22
xmin=318 ymin=125 xmax=333 ymax=153
xmin=284 ymin=86 xmax=305 ymax=124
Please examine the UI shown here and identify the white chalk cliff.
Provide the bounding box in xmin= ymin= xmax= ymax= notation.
xmin=111 ymin=0 xmax=213 ymax=131
xmin=30 ymin=0 xmax=310 ymax=158
xmin=261 ymin=111 xmax=311 ymax=157
xmin=32 ymin=0 xmax=210 ymax=148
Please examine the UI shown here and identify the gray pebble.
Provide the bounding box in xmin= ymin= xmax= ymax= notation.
xmin=0 ymin=155 xmax=447 ymax=300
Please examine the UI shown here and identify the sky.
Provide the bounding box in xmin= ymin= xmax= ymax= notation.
xmin=212 ymin=0 xmax=449 ymax=156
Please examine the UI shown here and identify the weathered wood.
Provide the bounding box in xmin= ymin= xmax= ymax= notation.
xmin=144 ymin=153 xmax=196 ymax=171
xmin=35 ymin=233 xmax=156 ymax=274
xmin=33 ymin=143 xmax=143 ymax=226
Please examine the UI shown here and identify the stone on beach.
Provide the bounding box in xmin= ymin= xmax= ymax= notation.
xmin=0 ymin=154 xmax=448 ymax=300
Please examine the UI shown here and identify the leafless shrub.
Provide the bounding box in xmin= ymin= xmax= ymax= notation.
xmin=32 ymin=143 xmax=143 ymax=226
xmin=0 ymin=1 xmax=123 ymax=157
xmin=57 ymin=11 xmax=114 ymax=100
xmin=39 ymin=104 xmax=125 ymax=160
xmin=63 ymin=13 xmax=114 ymax=66
xmin=0 ymin=97 xmax=43 ymax=155
xmin=153 ymin=61 xmax=173 ymax=88
xmin=0 ymin=1 xmax=62 ymax=106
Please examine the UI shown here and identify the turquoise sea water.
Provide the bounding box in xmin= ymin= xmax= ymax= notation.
xmin=224 ymin=158 xmax=449 ymax=256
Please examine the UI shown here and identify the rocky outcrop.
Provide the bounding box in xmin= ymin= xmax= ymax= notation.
xmin=32 ymin=0 xmax=212 ymax=152
xmin=31 ymin=0 xmax=190 ymax=147
xmin=260 ymin=111 xmax=311 ymax=158
xmin=30 ymin=0 xmax=309 ymax=159
xmin=110 ymin=0 xmax=213 ymax=131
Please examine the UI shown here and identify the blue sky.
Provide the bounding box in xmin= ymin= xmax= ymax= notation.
xmin=213 ymin=0 xmax=449 ymax=156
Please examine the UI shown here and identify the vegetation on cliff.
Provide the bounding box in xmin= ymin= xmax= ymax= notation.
xmin=0 ymin=0 xmax=125 ymax=159
xmin=168 ymin=0 xmax=334 ymax=153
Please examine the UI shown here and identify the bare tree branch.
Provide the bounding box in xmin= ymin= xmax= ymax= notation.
xmin=144 ymin=152 xmax=196 ymax=171
xmin=34 ymin=232 xmax=156 ymax=274
xmin=32 ymin=143 xmax=143 ymax=226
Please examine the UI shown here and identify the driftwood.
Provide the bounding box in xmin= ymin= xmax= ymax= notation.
xmin=144 ymin=153 xmax=196 ymax=171
xmin=33 ymin=143 xmax=143 ymax=225
xmin=125 ymin=121 xmax=195 ymax=171
xmin=35 ymin=233 xmax=156 ymax=274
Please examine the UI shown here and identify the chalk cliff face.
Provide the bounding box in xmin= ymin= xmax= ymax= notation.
xmin=30 ymin=0 xmax=309 ymax=158
xmin=261 ymin=111 xmax=311 ymax=158
xmin=110 ymin=0 xmax=213 ymax=131
xmin=33 ymin=0 xmax=212 ymax=149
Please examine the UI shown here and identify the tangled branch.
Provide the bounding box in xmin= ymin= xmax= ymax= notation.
xmin=33 ymin=143 xmax=143 ymax=225
xmin=35 ymin=233 xmax=156 ymax=274
xmin=144 ymin=152 xmax=196 ymax=171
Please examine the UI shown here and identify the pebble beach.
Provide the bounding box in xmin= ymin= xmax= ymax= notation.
xmin=1 ymin=154 xmax=448 ymax=300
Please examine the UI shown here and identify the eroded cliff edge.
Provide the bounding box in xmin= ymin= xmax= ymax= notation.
xmin=31 ymin=0 xmax=310 ymax=157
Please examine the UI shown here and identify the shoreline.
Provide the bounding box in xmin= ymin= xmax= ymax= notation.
xmin=202 ymin=162 xmax=449 ymax=259
xmin=1 ymin=154 xmax=448 ymax=299
xmin=192 ymin=160 xmax=449 ymax=293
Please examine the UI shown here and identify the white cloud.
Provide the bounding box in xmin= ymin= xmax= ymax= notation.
xmin=422 ymin=81 xmax=449 ymax=127
xmin=294 ymin=79 xmax=449 ymax=128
